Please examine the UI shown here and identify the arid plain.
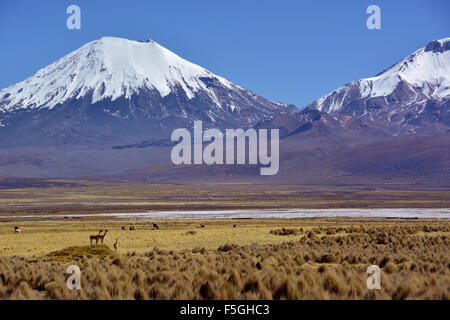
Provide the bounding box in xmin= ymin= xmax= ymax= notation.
xmin=0 ymin=180 xmax=449 ymax=300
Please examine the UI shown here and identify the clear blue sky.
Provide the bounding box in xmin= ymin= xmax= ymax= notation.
xmin=0 ymin=0 xmax=448 ymax=107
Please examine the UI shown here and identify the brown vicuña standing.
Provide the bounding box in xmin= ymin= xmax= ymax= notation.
xmin=97 ymin=230 xmax=108 ymax=244
xmin=113 ymin=238 xmax=118 ymax=252
xmin=90 ymin=229 xmax=108 ymax=245
xmin=90 ymin=233 xmax=100 ymax=245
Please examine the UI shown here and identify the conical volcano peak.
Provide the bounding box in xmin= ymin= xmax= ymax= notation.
xmin=0 ymin=36 xmax=236 ymax=110
xmin=0 ymin=36 xmax=293 ymax=145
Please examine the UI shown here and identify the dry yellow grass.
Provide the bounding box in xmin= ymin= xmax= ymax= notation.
xmin=0 ymin=219 xmax=448 ymax=300
xmin=0 ymin=220 xmax=319 ymax=257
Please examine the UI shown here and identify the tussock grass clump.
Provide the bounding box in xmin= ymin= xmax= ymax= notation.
xmin=192 ymin=247 xmax=207 ymax=254
xmin=42 ymin=245 xmax=116 ymax=262
xmin=270 ymin=228 xmax=300 ymax=236
xmin=384 ymin=262 xmax=398 ymax=273
xmin=199 ymin=281 xmax=215 ymax=300
xmin=307 ymin=231 xmax=318 ymax=239
xmin=323 ymin=271 xmax=344 ymax=295
xmin=242 ymin=276 xmax=263 ymax=295
xmin=217 ymin=244 xmax=238 ymax=252
xmin=319 ymin=254 xmax=337 ymax=264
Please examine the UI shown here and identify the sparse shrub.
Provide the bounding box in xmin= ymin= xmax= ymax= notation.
xmin=11 ymin=281 xmax=35 ymax=300
xmin=270 ymin=228 xmax=299 ymax=236
xmin=44 ymin=281 xmax=64 ymax=300
xmin=303 ymin=253 xmax=312 ymax=262
xmin=112 ymin=257 xmax=124 ymax=267
xmin=217 ymin=244 xmax=238 ymax=252
xmin=307 ymin=232 xmax=317 ymax=239
xmin=392 ymin=284 xmax=411 ymax=300
xmin=227 ymin=269 xmax=241 ymax=287
xmin=318 ymin=265 xmax=327 ymax=273
xmin=242 ymin=276 xmax=262 ymax=294
xmin=134 ymin=288 xmax=147 ymax=300
xmin=323 ymin=271 xmax=343 ymax=295
xmin=192 ymin=247 xmax=207 ymax=254
xmin=319 ymin=254 xmax=336 ymax=264
xmin=273 ymin=279 xmax=288 ymax=300
xmin=294 ymin=254 xmax=305 ymax=265
xmin=384 ymin=262 xmax=398 ymax=273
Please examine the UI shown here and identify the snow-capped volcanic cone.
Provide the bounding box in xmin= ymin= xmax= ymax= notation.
xmin=306 ymin=38 xmax=450 ymax=134
xmin=0 ymin=37 xmax=294 ymax=146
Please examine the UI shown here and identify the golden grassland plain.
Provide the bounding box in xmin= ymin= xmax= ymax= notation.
xmin=0 ymin=219 xmax=449 ymax=300
xmin=0 ymin=180 xmax=449 ymax=299
xmin=1 ymin=180 xmax=450 ymax=216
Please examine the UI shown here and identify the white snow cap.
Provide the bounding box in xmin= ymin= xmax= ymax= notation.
xmin=0 ymin=36 xmax=234 ymax=110
xmin=315 ymin=38 xmax=450 ymax=112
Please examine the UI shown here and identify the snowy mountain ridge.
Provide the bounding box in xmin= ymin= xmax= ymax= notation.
xmin=304 ymin=38 xmax=450 ymax=132
xmin=311 ymin=38 xmax=450 ymax=114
